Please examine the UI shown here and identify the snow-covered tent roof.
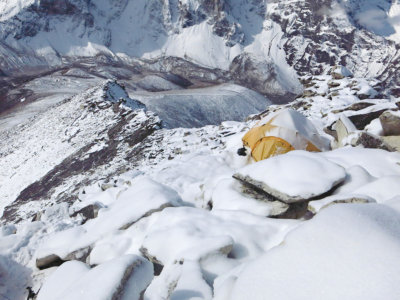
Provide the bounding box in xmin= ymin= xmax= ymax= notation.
xmin=243 ymin=109 xmax=329 ymax=161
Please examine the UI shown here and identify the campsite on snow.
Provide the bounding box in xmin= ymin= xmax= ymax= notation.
xmin=1 ymin=0 xmax=400 ymax=299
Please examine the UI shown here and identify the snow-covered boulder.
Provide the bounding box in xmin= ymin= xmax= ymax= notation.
xmin=233 ymin=151 xmax=346 ymax=203
xmin=144 ymin=260 xmax=213 ymax=300
xmin=141 ymin=207 xmax=298 ymax=266
xmin=37 ymin=255 xmax=153 ymax=300
xmin=36 ymin=177 xmax=182 ymax=268
xmin=231 ymin=204 xmax=400 ymax=300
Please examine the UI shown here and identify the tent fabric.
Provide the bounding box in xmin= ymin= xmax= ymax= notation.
xmin=243 ymin=109 xmax=327 ymax=161
xmin=251 ymin=136 xmax=294 ymax=162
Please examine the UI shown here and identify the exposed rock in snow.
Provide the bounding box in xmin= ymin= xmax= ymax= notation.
xmin=351 ymin=131 xmax=395 ymax=152
xmin=231 ymin=204 xmax=400 ymax=300
xmin=234 ymin=151 xmax=346 ymax=203
xmin=330 ymin=65 xmax=353 ymax=80
xmin=308 ymin=194 xmax=375 ymax=213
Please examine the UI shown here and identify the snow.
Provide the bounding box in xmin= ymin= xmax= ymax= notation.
xmin=231 ymin=204 xmax=400 ymax=300
xmin=141 ymin=207 xmax=298 ymax=266
xmin=353 ymin=176 xmax=400 ymax=203
xmin=321 ymin=147 xmax=400 ymax=178
xmin=235 ymin=151 xmax=346 ymax=202
xmin=36 ymin=177 xmax=182 ymax=260
xmin=37 ymin=255 xmax=153 ymax=300
xmin=211 ymin=178 xmax=287 ymax=217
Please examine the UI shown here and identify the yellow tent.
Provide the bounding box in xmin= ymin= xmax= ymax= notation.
xmin=243 ymin=109 xmax=329 ymax=161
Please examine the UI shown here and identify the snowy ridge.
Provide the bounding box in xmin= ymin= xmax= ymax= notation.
xmin=0 ymin=80 xmax=160 ymax=222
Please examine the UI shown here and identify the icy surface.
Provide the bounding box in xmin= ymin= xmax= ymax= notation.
xmin=131 ymin=84 xmax=272 ymax=128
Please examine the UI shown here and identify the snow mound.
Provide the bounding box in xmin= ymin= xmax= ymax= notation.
xmin=141 ymin=207 xmax=298 ymax=265
xmin=37 ymin=255 xmax=153 ymax=300
xmin=36 ymin=177 xmax=181 ymax=263
xmin=231 ymin=204 xmax=400 ymax=300
xmin=234 ymin=151 xmax=346 ymax=203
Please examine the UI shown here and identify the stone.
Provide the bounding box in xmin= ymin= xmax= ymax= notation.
xmin=334 ymin=115 xmax=357 ymax=148
xmin=330 ymin=65 xmax=353 ymax=79
xmin=328 ymin=80 xmax=341 ymax=88
xmin=309 ymin=195 xmax=374 ymax=213
xmin=36 ymin=254 xmax=64 ymax=270
xmin=351 ymin=132 xmax=395 ymax=152
xmin=331 ymin=102 xmax=374 ymax=114
xmin=70 ymin=203 xmax=102 ymax=224
xmin=233 ymin=151 xmax=346 ymax=204
xmin=382 ymin=136 xmax=400 ymax=152
xmin=379 ymin=110 xmax=400 ymax=136
xmin=302 ymin=89 xmax=316 ymax=97
xmin=348 ymin=109 xmax=387 ymax=130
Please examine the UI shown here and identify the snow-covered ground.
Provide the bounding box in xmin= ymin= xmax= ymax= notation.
xmin=1 ymin=69 xmax=400 ymax=300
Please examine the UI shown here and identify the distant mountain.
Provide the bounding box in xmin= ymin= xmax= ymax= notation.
xmin=1 ymin=0 xmax=399 ymax=101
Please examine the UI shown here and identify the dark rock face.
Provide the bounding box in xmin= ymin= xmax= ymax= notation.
xmin=70 ymin=203 xmax=102 ymax=224
xmin=352 ymin=132 xmax=395 ymax=152
xmin=349 ymin=109 xmax=388 ymax=130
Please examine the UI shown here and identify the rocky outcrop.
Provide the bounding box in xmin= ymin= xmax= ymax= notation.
xmin=0 ymin=81 xmax=161 ymax=224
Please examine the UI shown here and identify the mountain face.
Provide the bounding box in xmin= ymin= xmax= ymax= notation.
xmin=1 ymin=0 xmax=399 ymax=106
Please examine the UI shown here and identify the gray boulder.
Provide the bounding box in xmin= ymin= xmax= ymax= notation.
xmin=380 ymin=110 xmax=400 ymax=136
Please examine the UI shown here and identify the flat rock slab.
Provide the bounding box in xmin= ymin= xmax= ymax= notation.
xmin=233 ymin=151 xmax=346 ymax=203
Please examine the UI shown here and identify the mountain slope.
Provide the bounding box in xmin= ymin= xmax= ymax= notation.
xmin=1 ymin=0 xmax=399 ymax=104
